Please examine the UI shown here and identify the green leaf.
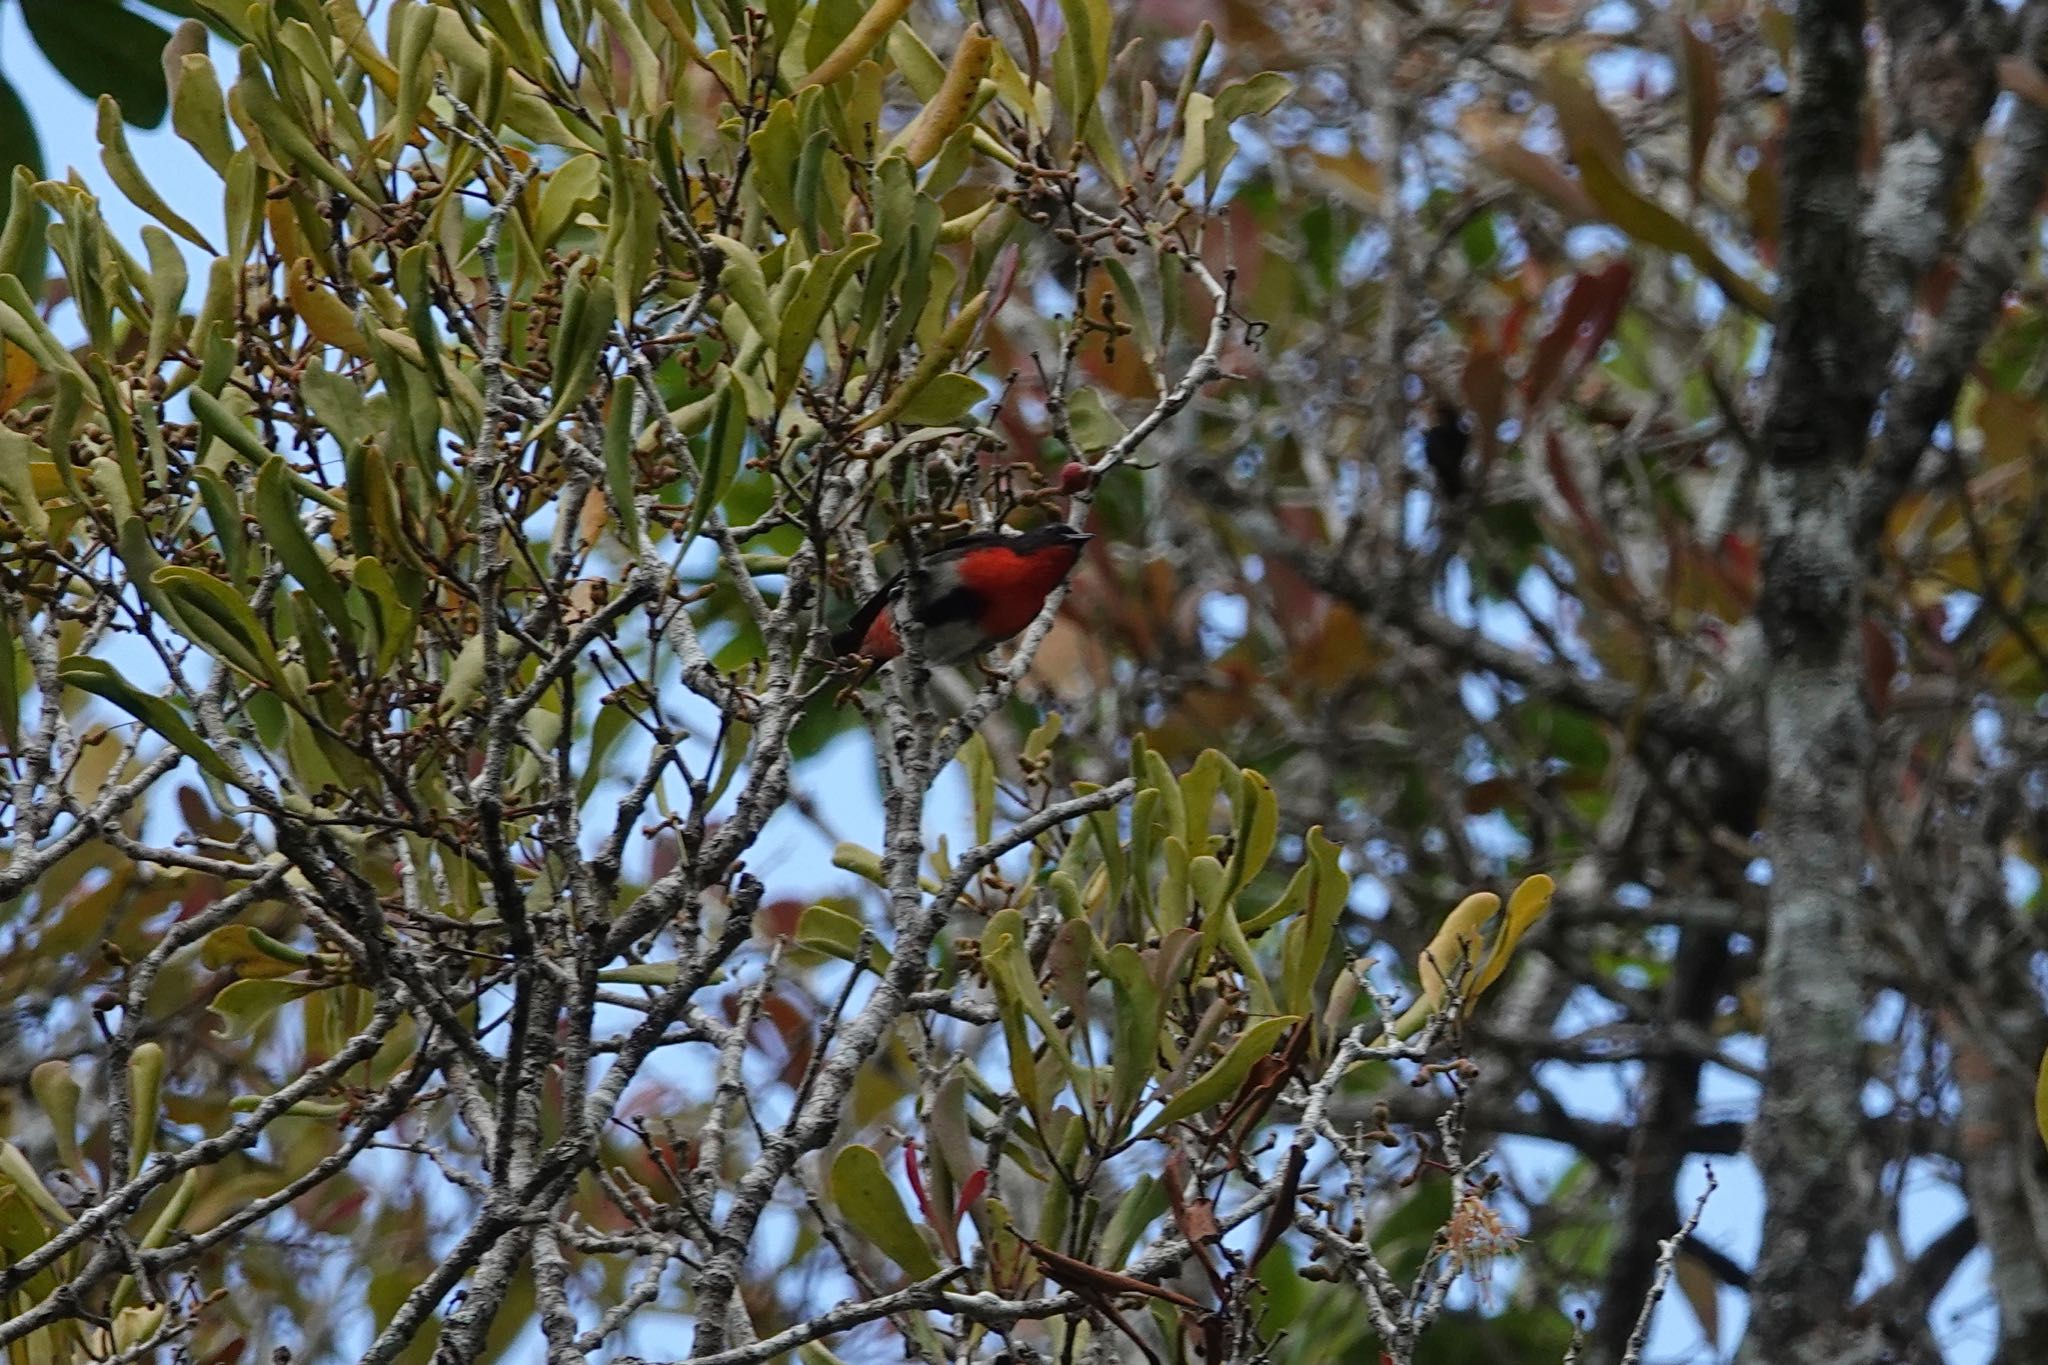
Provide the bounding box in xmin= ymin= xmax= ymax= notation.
xmin=140 ymin=226 xmax=188 ymax=373
xmin=0 ymin=432 xmax=45 ymax=538
xmin=153 ymin=566 xmax=289 ymax=690
xmin=1170 ymin=93 xmax=1215 ymax=189
xmin=207 ymin=978 xmax=325 ymax=1038
xmin=1104 ymin=944 xmax=1161 ymax=1121
xmin=1023 ymin=712 xmax=1063 ymax=763
xmin=594 ymin=963 xmax=679 ymax=986
xmin=0 ymin=80 xmax=44 ymax=284
xmin=300 ymin=362 xmax=374 ymax=453
xmin=200 ymin=924 xmax=312 ymax=979
xmin=535 ymin=153 xmax=604 ymax=248
xmin=1099 ymin=1174 xmax=1166 ymax=1271
xmin=1138 ymin=1014 xmax=1298 ymax=1137
xmin=1138 ymin=744 xmax=1182 ymax=832
xmin=961 ymin=732 xmax=996 ymax=846
xmin=352 ymin=557 xmax=417 ymax=676
xmin=604 ymin=375 xmax=644 ymax=550
xmin=57 ymin=656 xmax=239 ymax=786
xmin=169 ymin=49 xmax=232 ymax=173
xmin=829 ymin=1144 xmax=942 ymax=1279
xmin=0 ymin=601 xmax=23 ymax=753
xmin=833 ymin=841 xmax=887 ymax=886
xmin=1280 ymin=827 xmax=1347 ymax=1015
xmin=97 ymin=95 xmax=215 ymax=250
xmin=225 ymin=1096 xmax=347 ymax=1118
xmin=126 ymin=1043 xmax=164 ymax=1177
xmin=796 ymin=902 xmax=865 ymax=961
xmin=23 ymin=0 xmax=171 ymax=128
xmin=0 ymin=1187 xmax=48 ymax=1268
xmin=796 ymin=902 xmax=891 ymax=971
xmin=189 ymin=386 xmax=281 ymax=469
xmin=1382 ymin=891 xmax=1502 ymax=1041
xmin=1223 ymin=767 xmax=1277 ymax=899
xmin=684 ymin=381 xmax=745 ymax=546
xmin=234 ymin=52 xmax=377 ymax=210
xmin=1201 ymin=72 xmax=1292 ymax=192
xmin=0 ymin=1141 xmax=70 ymax=1226
xmin=1541 ymin=54 xmax=1769 ymax=318
xmin=28 ymin=1062 xmax=81 ymax=1176
xmin=135 ymin=1169 xmax=196 ymax=1253
xmin=896 ymin=372 xmax=985 ymax=427
xmin=983 ymin=909 xmax=1080 ymax=1104
xmin=1052 ymin=0 xmax=1111 ymax=134
xmin=1180 ymin=749 xmax=1231 ymax=849
xmin=773 ymin=234 xmax=881 ymax=408
xmin=438 ymin=634 xmax=488 ymax=718
xmin=255 ymin=457 xmax=352 ymax=638
xmin=1066 ymin=387 xmax=1126 ymax=452
xmin=707 ymin=233 xmax=777 ymax=349
xmin=748 ymin=99 xmax=804 ymax=231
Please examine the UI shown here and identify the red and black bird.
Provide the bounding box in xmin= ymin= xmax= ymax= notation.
xmin=832 ymin=523 xmax=1092 ymax=665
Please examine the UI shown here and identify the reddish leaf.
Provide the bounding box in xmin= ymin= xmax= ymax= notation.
xmin=1717 ymin=532 xmax=1760 ymax=603
xmin=2000 ymin=54 xmax=2048 ymax=108
xmin=1544 ymin=430 xmax=1610 ymax=552
xmin=1462 ymin=341 xmax=1507 ymax=458
xmin=1524 ymin=263 xmax=1634 ymax=411
xmin=1680 ymin=24 xmax=1721 ymax=194
xmin=904 ymin=1140 xmax=934 ymax=1224
xmin=1250 ymin=1146 xmax=1307 ymax=1271
xmin=198 ymin=1341 xmax=246 ymax=1365
xmin=1863 ymin=619 xmax=1899 ymax=714
xmin=1022 ymin=1238 xmax=1206 ymax=1311
xmin=954 ymin=1167 xmax=988 ymax=1221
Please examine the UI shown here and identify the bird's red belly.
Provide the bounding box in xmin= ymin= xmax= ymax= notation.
xmin=979 ymin=590 xmax=1052 ymax=643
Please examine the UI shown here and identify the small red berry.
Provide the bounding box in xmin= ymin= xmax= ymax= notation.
xmin=1057 ymin=460 xmax=1092 ymax=494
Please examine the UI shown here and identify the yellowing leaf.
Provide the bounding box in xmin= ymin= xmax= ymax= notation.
xmin=1469 ymin=873 xmax=1555 ymax=1000
xmin=888 ymin=24 xmax=994 ymax=168
xmin=287 ymin=258 xmax=371 ymax=357
xmin=1380 ymin=875 xmax=1556 ymax=1042
xmin=2036 ymin=1045 xmax=2048 ymax=1155
xmin=1381 ymin=891 xmax=1499 ymax=1042
xmin=0 ymin=337 xmax=38 ymax=410
xmin=801 ymin=0 xmax=914 ymax=88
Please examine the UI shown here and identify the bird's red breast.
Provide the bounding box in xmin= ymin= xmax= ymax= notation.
xmin=834 ymin=525 xmax=1091 ymax=665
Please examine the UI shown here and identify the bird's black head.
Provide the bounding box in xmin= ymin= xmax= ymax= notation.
xmin=1007 ymin=523 xmax=1093 ymax=552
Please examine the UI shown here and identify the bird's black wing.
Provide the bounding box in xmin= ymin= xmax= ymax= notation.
xmin=831 ymin=569 xmax=904 ymax=655
xmin=828 ymin=534 xmax=1011 ymax=654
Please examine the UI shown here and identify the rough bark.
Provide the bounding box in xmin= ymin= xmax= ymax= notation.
xmin=1743 ymin=1 xmax=1886 ymax=1359
xmin=1744 ymin=4 xmax=2002 ymax=1361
